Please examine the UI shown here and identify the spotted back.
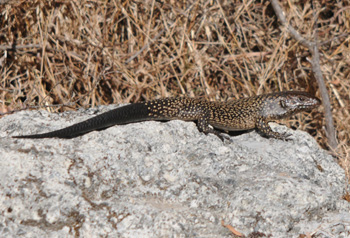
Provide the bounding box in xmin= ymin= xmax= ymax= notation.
xmin=145 ymin=98 xmax=205 ymax=121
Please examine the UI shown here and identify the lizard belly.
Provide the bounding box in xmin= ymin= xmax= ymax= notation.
xmin=209 ymin=120 xmax=256 ymax=131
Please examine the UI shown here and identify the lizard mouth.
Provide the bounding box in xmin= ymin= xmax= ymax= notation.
xmin=300 ymin=101 xmax=320 ymax=109
xmin=306 ymin=97 xmax=321 ymax=108
xmin=293 ymin=93 xmax=321 ymax=110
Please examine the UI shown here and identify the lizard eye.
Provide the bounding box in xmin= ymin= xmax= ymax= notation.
xmin=280 ymin=100 xmax=287 ymax=108
xmin=298 ymin=97 xmax=305 ymax=102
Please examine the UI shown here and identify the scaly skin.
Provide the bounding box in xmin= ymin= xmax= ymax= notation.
xmin=13 ymin=91 xmax=321 ymax=140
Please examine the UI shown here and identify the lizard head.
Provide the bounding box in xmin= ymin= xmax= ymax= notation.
xmin=279 ymin=91 xmax=321 ymax=113
xmin=261 ymin=91 xmax=321 ymax=119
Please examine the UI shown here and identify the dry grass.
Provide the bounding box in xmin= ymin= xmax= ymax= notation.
xmin=0 ymin=0 xmax=349 ymax=180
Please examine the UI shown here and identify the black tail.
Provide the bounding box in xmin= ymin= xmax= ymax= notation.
xmin=13 ymin=103 xmax=151 ymax=139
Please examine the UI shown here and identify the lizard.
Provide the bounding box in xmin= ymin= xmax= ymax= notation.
xmin=12 ymin=91 xmax=321 ymax=141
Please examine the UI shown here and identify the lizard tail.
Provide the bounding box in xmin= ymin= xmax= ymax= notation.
xmin=13 ymin=103 xmax=151 ymax=139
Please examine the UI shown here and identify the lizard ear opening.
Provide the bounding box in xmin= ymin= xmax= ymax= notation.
xmin=280 ymin=100 xmax=287 ymax=108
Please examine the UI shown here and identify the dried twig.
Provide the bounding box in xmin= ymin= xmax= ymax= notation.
xmin=0 ymin=44 xmax=42 ymax=50
xmin=270 ymin=0 xmax=337 ymax=150
xmin=125 ymin=28 xmax=165 ymax=64
xmin=0 ymin=0 xmax=13 ymax=5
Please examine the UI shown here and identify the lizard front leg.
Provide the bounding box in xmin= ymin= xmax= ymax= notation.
xmin=255 ymin=117 xmax=291 ymax=140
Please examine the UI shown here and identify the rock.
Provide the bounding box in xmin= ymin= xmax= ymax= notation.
xmin=0 ymin=105 xmax=349 ymax=237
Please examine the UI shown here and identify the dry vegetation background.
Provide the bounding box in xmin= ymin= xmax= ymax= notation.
xmin=0 ymin=1 xmax=349 ymax=179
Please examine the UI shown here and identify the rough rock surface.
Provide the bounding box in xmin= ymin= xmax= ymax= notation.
xmin=0 ymin=105 xmax=349 ymax=237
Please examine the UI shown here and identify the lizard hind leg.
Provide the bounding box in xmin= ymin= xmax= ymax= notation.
xmin=196 ymin=116 xmax=230 ymax=141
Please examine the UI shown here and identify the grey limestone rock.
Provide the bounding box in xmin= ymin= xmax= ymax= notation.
xmin=0 ymin=105 xmax=349 ymax=237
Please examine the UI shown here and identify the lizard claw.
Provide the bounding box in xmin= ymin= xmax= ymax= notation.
xmin=217 ymin=133 xmax=232 ymax=142
xmin=278 ymin=132 xmax=292 ymax=141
